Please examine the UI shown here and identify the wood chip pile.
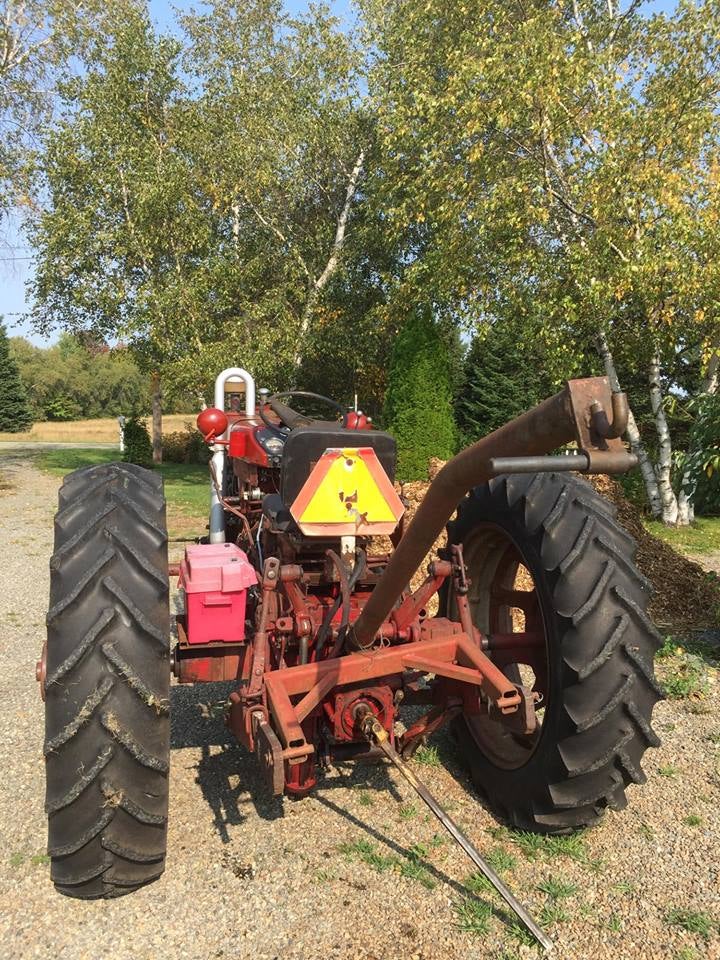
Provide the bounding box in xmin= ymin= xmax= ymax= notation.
xmin=392 ymin=460 xmax=719 ymax=631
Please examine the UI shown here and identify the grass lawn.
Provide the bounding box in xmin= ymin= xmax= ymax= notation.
xmin=0 ymin=414 xmax=197 ymax=444
xmin=35 ymin=448 xmax=209 ymax=539
xmin=644 ymin=516 xmax=720 ymax=556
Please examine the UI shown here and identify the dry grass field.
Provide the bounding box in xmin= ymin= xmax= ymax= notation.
xmin=0 ymin=414 xmax=197 ymax=444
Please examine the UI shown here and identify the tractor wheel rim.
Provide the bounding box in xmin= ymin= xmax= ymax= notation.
xmin=457 ymin=522 xmax=550 ymax=771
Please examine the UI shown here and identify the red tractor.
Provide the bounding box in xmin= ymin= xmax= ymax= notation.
xmin=38 ymin=367 xmax=661 ymax=944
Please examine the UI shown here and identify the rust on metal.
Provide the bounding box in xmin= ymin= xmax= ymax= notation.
xmin=351 ymin=377 xmax=634 ymax=647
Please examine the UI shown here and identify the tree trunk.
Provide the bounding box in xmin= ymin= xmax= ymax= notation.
xmin=595 ymin=330 xmax=662 ymax=517
xmin=677 ymin=480 xmax=695 ymax=525
xmin=647 ymin=352 xmax=683 ymax=525
xmin=151 ymin=370 xmax=162 ymax=465
xmin=703 ymin=331 xmax=719 ymax=395
xmin=294 ymin=149 xmax=365 ymax=367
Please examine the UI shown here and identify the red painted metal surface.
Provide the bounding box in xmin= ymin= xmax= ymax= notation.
xmin=196 ymin=407 xmax=228 ymax=441
xmin=170 ymin=374 xmax=635 ymax=798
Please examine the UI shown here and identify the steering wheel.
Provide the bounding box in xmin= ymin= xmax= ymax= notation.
xmin=258 ymin=390 xmax=345 ymax=435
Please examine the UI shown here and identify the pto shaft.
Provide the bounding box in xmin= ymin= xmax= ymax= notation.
xmin=360 ymin=712 xmax=553 ymax=953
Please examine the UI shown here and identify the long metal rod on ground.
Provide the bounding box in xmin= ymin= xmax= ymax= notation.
xmin=361 ymin=713 xmax=553 ymax=953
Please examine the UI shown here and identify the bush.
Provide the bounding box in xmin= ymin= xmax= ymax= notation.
xmin=122 ymin=416 xmax=153 ymax=467
xmin=161 ymin=425 xmax=210 ymax=464
xmin=383 ymin=308 xmax=457 ymax=482
xmin=678 ymin=393 xmax=720 ymax=516
xmin=45 ymin=394 xmax=83 ymax=421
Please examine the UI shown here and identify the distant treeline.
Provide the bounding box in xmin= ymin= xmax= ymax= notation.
xmin=9 ymin=334 xmax=192 ymax=421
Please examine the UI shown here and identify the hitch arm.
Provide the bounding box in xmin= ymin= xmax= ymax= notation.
xmin=351 ymin=376 xmax=635 ymax=649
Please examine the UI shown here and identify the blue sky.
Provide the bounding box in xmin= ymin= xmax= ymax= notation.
xmin=0 ymin=0 xmax=680 ymax=346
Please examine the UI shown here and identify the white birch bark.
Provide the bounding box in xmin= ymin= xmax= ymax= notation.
xmin=294 ymin=149 xmax=365 ymax=367
xmin=596 ymin=330 xmax=662 ymax=517
xmin=648 ymin=351 xmax=682 ymax=524
xmin=702 ymin=331 xmax=719 ymax=395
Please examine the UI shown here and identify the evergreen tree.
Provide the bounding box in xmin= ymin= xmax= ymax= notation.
xmin=456 ymin=322 xmax=556 ymax=444
xmin=0 ymin=322 xmax=33 ymax=431
xmin=383 ymin=309 xmax=457 ymax=482
xmin=122 ymin=416 xmax=153 ymax=468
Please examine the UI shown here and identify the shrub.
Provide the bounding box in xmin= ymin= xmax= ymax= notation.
xmin=677 ymin=393 xmax=720 ymax=516
xmin=122 ymin=416 xmax=153 ymax=467
xmin=161 ymin=425 xmax=210 ymax=464
xmin=383 ymin=309 xmax=457 ymax=482
xmin=456 ymin=321 xmax=555 ymax=445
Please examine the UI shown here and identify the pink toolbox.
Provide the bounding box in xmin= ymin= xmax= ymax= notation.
xmin=179 ymin=543 xmax=257 ymax=644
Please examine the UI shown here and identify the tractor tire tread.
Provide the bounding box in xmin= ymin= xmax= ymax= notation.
xmin=44 ymin=462 xmax=169 ymax=899
xmin=450 ymin=471 xmax=661 ymax=833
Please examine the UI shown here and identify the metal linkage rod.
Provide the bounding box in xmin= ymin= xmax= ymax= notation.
xmin=489 ymin=453 xmax=590 ymax=474
xmin=361 ymin=713 xmax=553 ymax=953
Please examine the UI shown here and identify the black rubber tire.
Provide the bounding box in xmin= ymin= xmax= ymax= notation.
xmin=446 ymin=472 xmax=663 ymax=832
xmin=44 ymin=462 xmax=170 ymax=898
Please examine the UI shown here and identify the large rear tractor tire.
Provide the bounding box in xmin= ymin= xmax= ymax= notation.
xmin=44 ymin=462 xmax=170 ymax=898
xmin=446 ymin=472 xmax=663 ymax=832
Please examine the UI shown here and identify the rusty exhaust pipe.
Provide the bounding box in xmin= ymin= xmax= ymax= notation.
xmin=350 ymin=377 xmax=635 ymax=649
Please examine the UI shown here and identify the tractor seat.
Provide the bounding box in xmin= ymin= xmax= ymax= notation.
xmin=262 ymin=494 xmax=295 ymax=533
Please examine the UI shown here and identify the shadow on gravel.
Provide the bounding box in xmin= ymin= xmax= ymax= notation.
xmin=314 ymin=792 xmax=516 ymax=931
xmin=170 ymin=682 xmax=284 ymax=840
xmin=168 ymin=682 xmax=494 ymax=888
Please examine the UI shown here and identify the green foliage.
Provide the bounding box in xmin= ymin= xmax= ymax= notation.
xmin=452 ymin=895 xmax=493 ymax=936
xmin=383 ymin=310 xmax=457 ymax=481
xmin=508 ymin=829 xmax=590 ymax=863
xmin=662 ymin=658 xmax=708 ymax=701
xmin=364 ymin=0 xmax=720 ymax=518
xmin=665 ymin=908 xmax=716 ymax=940
xmin=30 ymin=2 xmax=372 ymax=403
xmin=536 ymin=879 xmax=577 ymax=900
xmin=457 ymin=321 xmax=558 ymax=444
xmin=0 ymin=0 xmax=107 ymax=229
xmin=122 ymin=416 xmax=153 ymax=468
xmin=677 ymin=393 xmax=720 ymax=515
xmin=413 ymin=744 xmax=441 ymax=766
xmin=483 ymin=847 xmax=516 ymax=873
xmin=9 ymin=334 xmax=148 ymax=421
xmin=338 ymin=836 xmax=435 ymax=888
xmin=646 ymin=517 xmax=720 ymax=555
xmin=0 ymin=323 xmax=33 ymax=431
xmin=161 ymin=426 xmax=210 ymax=464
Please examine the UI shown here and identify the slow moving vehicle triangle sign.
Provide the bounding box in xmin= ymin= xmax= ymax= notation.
xmin=290 ymin=447 xmax=405 ymax=536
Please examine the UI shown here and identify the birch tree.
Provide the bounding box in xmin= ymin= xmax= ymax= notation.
xmin=364 ymin=0 xmax=720 ymax=524
xmin=29 ymin=2 xmax=382 ymax=416
xmin=0 ymin=0 xmax=107 ymax=235
xmin=180 ymin=0 xmax=369 ymax=377
xmin=29 ymin=6 xmax=200 ymax=456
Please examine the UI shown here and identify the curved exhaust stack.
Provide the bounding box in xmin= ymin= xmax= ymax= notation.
xmin=350 ymin=377 xmax=635 ymax=649
xmin=210 ymin=367 xmax=256 ymax=543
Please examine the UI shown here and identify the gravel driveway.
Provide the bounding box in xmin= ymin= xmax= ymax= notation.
xmin=1 ymin=453 xmax=719 ymax=960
